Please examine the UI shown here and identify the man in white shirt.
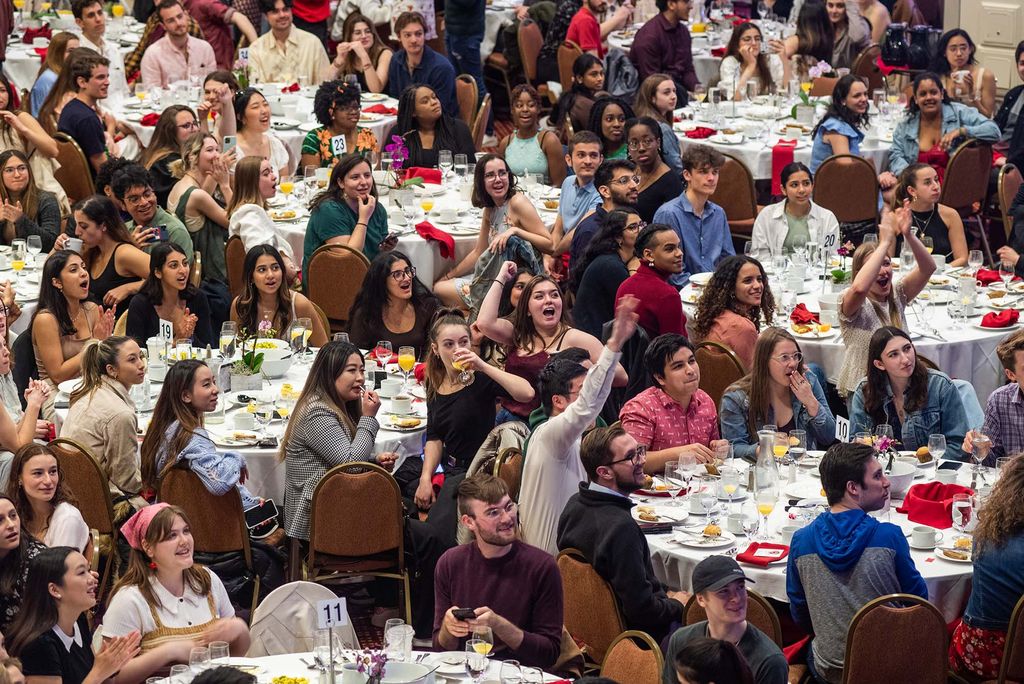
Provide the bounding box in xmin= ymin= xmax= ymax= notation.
xmin=518 ymin=295 xmax=638 ymax=555
xmin=249 ymin=0 xmax=335 ymax=85
xmin=141 ymin=0 xmax=217 ymax=88
xmin=73 ymin=0 xmax=130 ymax=107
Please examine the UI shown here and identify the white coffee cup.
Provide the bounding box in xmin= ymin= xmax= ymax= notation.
xmin=233 ymin=412 xmax=255 ymax=430
xmin=911 ymin=525 xmax=943 ymax=548
xmin=780 ymin=524 xmax=801 ymax=545
xmin=66 ymin=238 xmax=83 ymax=253
xmin=378 ymin=378 xmax=403 ymax=398
xmin=727 ymin=513 xmax=744 ymax=535
xmin=391 ymin=394 xmax=412 ymax=415
xmin=438 ymin=207 xmax=457 ymax=223
xmin=936 ymin=469 xmax=958 ymax=485
xmin=785 ymin=125 xmax=803 ymax=140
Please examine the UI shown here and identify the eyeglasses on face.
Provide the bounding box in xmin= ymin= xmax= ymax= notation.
xmin=610 ymin=175 xmax=641 ymax=185
xmin=2 ymin=165 xmax=28 ymax=175
xmin=607 ymin=444 xmax=647 ymax=466
xmin=124 ymin=188 xmax=156 ymax=204
xmin=484 ymin=169 xmax=509 ymax=181
xmin=627 ymin=137 xmax=657 ymax=150
xmin=624 ymin=220 xmax=646 ymax=232
xmin=771 ymin=352 xmax=803 ymax=364
xmin=177 ymin=120 xmax=199 ymax=131
xmin=388 ymin=266 xmax=416 ymax=281
xmin=474 ymin=501 xmax=518 ymax=520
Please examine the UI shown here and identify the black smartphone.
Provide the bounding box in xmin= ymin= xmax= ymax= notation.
xmin=937 ymin=461 xmax=963 ymax=471
xmin=156 ymin=225 xmax=169 ymax=241
xmin=452 ymin=608 xmax=476 ymax=621
xmin=379 ymin=232 xmax=400 ymax=249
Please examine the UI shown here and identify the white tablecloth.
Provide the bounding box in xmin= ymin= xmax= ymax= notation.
xmin=641 ymin=457 xmax=975 ymax=621
xmin=484 ymin=6 xmax=516 ymax=58
xmin=5 ymin=21 xmax=141 ymax=92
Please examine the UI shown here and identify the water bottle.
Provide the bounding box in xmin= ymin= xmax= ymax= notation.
xmin=755 ymin=429 xmax=779 ymax=490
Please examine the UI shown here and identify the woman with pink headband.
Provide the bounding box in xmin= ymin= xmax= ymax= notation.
xmin=101 ymin=504 xmax=250 ymax=681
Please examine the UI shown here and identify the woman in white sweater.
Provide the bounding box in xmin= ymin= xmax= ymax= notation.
xmin=226 ymin=156 xmax=298 ymax=283
xmin=752 ymin=162 xmax=839 ymax=256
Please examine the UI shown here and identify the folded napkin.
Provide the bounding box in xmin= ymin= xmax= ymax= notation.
xmin=896 ymin=482 xmax=974 ymax=529
xmin=976 ymin=268 xmax=1019 ymax=285
xmin=415 ymin=220 xmax=455 ymax=259
xmin=784 ymin=635 xmax=812 ymax=664
xmin=363 ymin=103 xmax=398 ymax=115
xmin=140 ymin=112 xmax=160 ymax=126
xmin=23 ymin=25 xmax=52 ymax=43
xmin=413 ymin=362 xmax=426 ymax=383
xmin=790 ymin=303 xmax=819 ymax=324
xmin=33 ymin=47 xmax=48 ymax=59
xmin=403 ymin=167 xmax=442 ymax=184
xmin=737 ymin=542 xmax=789 ymax=567
xmin=981 ymin=308 xmax=1020 ymax=328
xmin=771 ymin=139 xmax=798 ymax=195
xmin=711 ymin=46 xmax=727 ymax=57
xmin=281 ymin=82 xmax=300 ymax=93
xmin=875 ymin=55 xmax=900 ymax=76
xmin=684 ymin=126 xmax=717 ymax=139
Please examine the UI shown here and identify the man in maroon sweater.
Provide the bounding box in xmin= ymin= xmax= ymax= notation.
xmin=433 ymin=474 xmax=564 ymax=670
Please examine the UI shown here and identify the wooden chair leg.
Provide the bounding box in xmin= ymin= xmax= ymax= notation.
xmin=288 ymin=537 xmax=304 ymax=582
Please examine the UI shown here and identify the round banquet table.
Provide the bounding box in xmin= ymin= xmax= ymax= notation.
xmin=680 ymin=266 xmax=1008 ymax=407
xmin=54 ymin=350 xmax=428 ymax=504
xmin=639 ymin=455 xmax=976 ymax=621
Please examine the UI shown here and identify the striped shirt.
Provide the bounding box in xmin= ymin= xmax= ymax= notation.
xmin=982 ymin=381 xmax=1024 ymax=464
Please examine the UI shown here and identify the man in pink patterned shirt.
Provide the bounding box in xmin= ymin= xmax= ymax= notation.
xmin=620 ymin=333 xmax=728 ymax=473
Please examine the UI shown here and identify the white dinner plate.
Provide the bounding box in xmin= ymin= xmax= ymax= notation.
xmin=425 ymin=652 xmax=467 ymax=675
xmin=927 ymin=275 xmax=955 ymax=287
xmin=681 ymin=292 xmax=700 ymax=304
xmin=208 ymin=430 xmax=259 ymax=447
xmin=689 ymin=272 xmax=713 ymax=287
xmin=789 ymin=326 xmax=838 ymax=340
xmin=709 ymin=133 xmax=745 ymax=145
xmin=269 ymin=208 xmax=305 ymax=222
xmin=916 ymin=290 xmax=954 ymax=305
xmin=631 ymin=506 xmax=689 ymax=525
xmin=935 ymin=547 xmax=973 ymax=563
xmin=383 ymin=415 xmax=425 ymax=432
xmin=271 ymin=118 xmax=300 ymax=130
xmin=972 ymin=322 xmax=1021 ymax=332
xmin=362 ymin=92 xmax=389 ymax=102
xmin=785 ymin=480 xmax=826 ymax=500
xmin=985 ymin=298 xmax=1019 ymax=310
xmin=673 ymin=530 xmax=736 ymax=549
xmin=359 ymin=112 xmax=384 ymax=122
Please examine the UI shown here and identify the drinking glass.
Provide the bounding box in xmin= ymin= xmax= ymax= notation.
xmin=771 ymin=254 xmax=788 ymax=275
xmin=743 ymin=240 xmax=753 ymax=256
xmin=219 ymin=321 xmax=237 ymax=358
xmin=454 ymin=153 xmax=469 ymax=179
xmin=522 ymin=668 xmax=544 ymax=684
xmin=855 ymin=431 xmax=873 ymax=445
xmin=720 ymin=466 xmax=741 ymax=509
xmin=451 ymin=348 xmax=473 ymax=384
xmin=677 ymin=453 xmax=699 ymax=504
xmin=304 ymin=164 xmax=318 ymax=190
xmin=789 ymin=430 xmax=807 ymax=465
xmin=333 ymin=332 xmax=350 ymax=343
xmin=745 ymin=78 xmax=759 ymax=102
xmin=374 ymin=340 xmax=393 ymax=368
xmin=968 ymin=249 xmax=984 ymax=274
xmin=715 ymin=441 xmax=734 ymax=464
xmin=773 ymin=432 xmax=789 ymax=462
xmin=169 ymin=664 xmax=191 ymax=684
xmin=693 ymin=84 xmax=707 ymax=106
xmin=472 ymin=625 xmax=494 ymax=654
xmin=951 ymin=492 xmax=972 ymax=541
xmin=10 ymin=240 xmax=25 ymax=284
xmin=872 ymin=88 xmax=885 ymax=113
xmin=698 ymin=475 xmax=718 ymax=516
xmin=255 ymin=400 xmax=275 ymax=437
xmin=189 ymin=647 xmax=210 ymax=673
xmin=971 ymin=427 xmax=992 ymax=473
xmin=26 ymin=235 xmax=42 ymax=262
xmin=420 ymin=195 xmax=435 ymax=215
xmin=384 ymin=619 xmax=412 ymax=662
xmin=438 ymin=150 xmax=454 ymax=179
xmin=928 ymin=434 xmax=946 ymax=462
xmin=922 ymin=236 xmax=934 ymax=254
xmin=287 ymin=319 xmax=307 ymax=359
xmin=755 ymin=487 xmax=776 ymax=540
xmin=863 ymin=233 xmax=879 ymax=245
xmin=279 ymin=175 xmax=295 ymax=201
xmin=500 ymin=659 xmax=523 ymax=683
xmin=874 ymin=424 xmax=894 ymax=440
xmin=1000 ymin=260 xmax=1015 ymax=289
xmin=465 ymin=641 xmax=489 ymax=683
xmin=398 ymin=345 xmax=416 ymax=389
xmin=901 ymin=247 xmax=915 ymax=272
xmin=208 ymin=641 xmax=229 ymax=663
xmin=664 ymin=461 xmax=683 ymax=506
xmin=740 ymin=501 xmax=760 ymax=545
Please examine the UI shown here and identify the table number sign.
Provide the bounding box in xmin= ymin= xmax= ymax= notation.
xmin=835 ymin=415 xmax=850 ymax=443
xmin=159 ymin=318 xmax=174 ymax=343
xmin=316 ymin=597 xmax=349 ymax=629
xmin=331 ymin=135 xmax=347 ymax=157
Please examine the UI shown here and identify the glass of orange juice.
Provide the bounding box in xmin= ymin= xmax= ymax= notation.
xmin=111 ymin=3 xmax=124 ymax=17
xmin=398 ymin=345 xmax=416 ymax=388
xmin=279 ymin=176 xmax=295 ymax=200
xmin=419 ymin=197 xmax=434 ymax=214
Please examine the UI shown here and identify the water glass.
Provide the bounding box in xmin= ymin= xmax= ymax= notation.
xmin=745 ymin=78 xmax=759 ymax=102
xmin=169 ymin=664 xmax=191 ymax=684
xmin=454 ymin=153 xmax=469 ymax=179
xmin=465 ymin=641 xmax=489 ymax=683
xmin=189 ymin=647 xmax=210 ymax=673
xmin=971 ymin=427 xmax=992 ymax=472
xmin=874 ymin=424 xmax=894 ymax=440
xmin=697 ymin=475 xmax=718 ymax=516
xmin=677 ymin=453 xmax=698 ymax=503
xmin=901 ymin=247 xmax=916 ymax=272
xmin=333 ymin=332 xmax=350 ymax=343
xmin=665 ymin=460 xmax=683 ymax=506
xmin=789 ymin=430 xmax=807 ymax=465
xmin=740 ymin=501 xmax=760 ymax=544
xmin=1000 ymin=260 xmax=1015 ymax=288
xmin=209 ymin=641 xmax=229 ymax=663
xmin=219 ymin=321 xmax=237 ymax=358
xmin=385 ymin=622 xmax=414 ymax=662
xmin=720 ymin=466 xmax=741 ymax=508
xmin=951 ymin=493 xmax=972 ymax=538
xmin=438 ymin=149 xmax=454 ymax=178
xmin=968 ymin=249 xmax=984 ymax=274
xmin=927 ymin=434 xmax=946 ymax=461
xmin=500 ymin=660 xmax=522 ymax=683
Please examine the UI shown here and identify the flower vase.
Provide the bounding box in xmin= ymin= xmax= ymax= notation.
xmin=228 ymin=372 xmax=263 ymax=392
xmin=794 ymin=103 xmax=816 ymax=125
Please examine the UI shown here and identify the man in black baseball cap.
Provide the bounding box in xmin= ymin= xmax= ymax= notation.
xmin=661 ymin=556 xmax=787 ymax=684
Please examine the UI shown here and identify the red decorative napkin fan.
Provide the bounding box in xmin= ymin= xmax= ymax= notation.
xmin=281 ymin=83 xmax=300 ymax=93
xmin=896 ymin=482 xmax=974 ymax=529
xmin=415 ymin=220 xmax=455 ymax=259
xmin=363 ymin=104 xmax=398 ymax=115
xmin=140 ymin=113 xmax=160 ymax=126
xmin=790 ymin=303 xmax=819 ymax=324
xmin=403 ymin=167 xmax=442 ymax=184
xmin=23 ymin=25 xmax=52 ymax=43
xmin=976 ymin=268 xmax=1020 ymax=285
xmin=771 ymin=139 xmax=798 ymax=195
xmin=981 ymin=309 xmax=1020 ymax=328
xmin=736 ymin=542 xmax=789 ymax=567
xmin=685 ymin=127 xmax=717 ymax=139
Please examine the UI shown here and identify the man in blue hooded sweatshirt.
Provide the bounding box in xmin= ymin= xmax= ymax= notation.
xmin=787 ymin=441 xmax=928 ymax=683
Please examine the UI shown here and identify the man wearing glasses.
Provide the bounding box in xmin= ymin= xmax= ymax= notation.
xmin=520 ymin=296 xmax=639 ymax=555
xmin=569 ymin=159 xmax=641 ymax=266
xmin=111 ymin=165 xmax=194 ymax=258
xmin=557 ymin=423 xmax=688 ymax=643
xmin=433 ymin=474 xmax=563 ymax=670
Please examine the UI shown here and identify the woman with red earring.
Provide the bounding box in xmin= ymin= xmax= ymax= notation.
xmin=100 ymin=504 xmax=250 ymax=681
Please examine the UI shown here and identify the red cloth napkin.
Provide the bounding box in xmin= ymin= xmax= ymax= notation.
xmin=413 ymin=362 xmax=426 ymax=383
xmin=23 ymin=25 xmax=52 ymax=43
xmin=790 ymin=303 xmax=819 ymax=324
xmin=771 ymin=139 xmax=798 ymax=195
xmin=784 ymin=635 xmax=812 ymax=664
xmin=711 ymin=46 xmax=727 ymax=57
xmin=896 ymin=482 xmax=974 ymax=529
xmin=736 ymin=542 xmax=789 ymax=567
xmin=363 ymin=104 xmax=398 ymax=115
xmin=976 ymin=268 xmax=1020 ymax=285
xmin=415 ymin=220 xmax=455 ymax=259
xmin=875 ymin=56 xmax=899 ymax=76
xmin=33 ymin=47 xmax=47 ymax=60
xmin=684 ymin=126 xmax=717 ymax=139
xmin=981 ymin=309 xmax=1020 ymax=328
xmin=140 ymin=113 xmax=160 ymax=126
xmin=403 ymin=167 xmax=442 ymax=184
xmin=281 ymin=82 xmax=300 ymax=93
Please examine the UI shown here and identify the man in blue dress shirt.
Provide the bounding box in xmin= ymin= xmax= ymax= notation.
xmin=387 ymin=11 xmax=458 ymax=115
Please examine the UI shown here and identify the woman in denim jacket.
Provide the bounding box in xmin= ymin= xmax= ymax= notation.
xmin=849 ymin=326 xmax=968 ymax=453
xmin=880 ymin=71 xmax=1001 ymax=199
xmin=720 ymin=327 xmax=837 ymax=462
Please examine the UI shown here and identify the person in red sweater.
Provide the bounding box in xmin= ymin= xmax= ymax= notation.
xmin=434 ymin=474 xmax=564 ymax=670
xmin=566 ymin=0 xmax=633 ymax=59
xmin=615 ymin=223 xmax=686 ymax=338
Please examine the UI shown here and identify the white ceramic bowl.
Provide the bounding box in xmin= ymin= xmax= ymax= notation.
xmin=887 ymin=459 xmax=917 ymax=499
xmin=258 ymin=348 xmax=293 ymax=378
xmin=381 ymin=661 xmax=432 ymax=683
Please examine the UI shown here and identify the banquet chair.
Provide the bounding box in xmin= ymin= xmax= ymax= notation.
xmin=557 ymin=547 xmax=625 ymax=667
xmin=810 ymin=77 xmax=839 ymax=97
xmin=48 ymin=438 xmax=117 ymax=605
xmin=472 ymin=94 xmax=492 ymax=150
xmin=842 ymin=593 xmax=948 ymax=683
xmin=709 ymin=153 xmax=759 ymax=251
xmin=456 ymin=74 xmax=479 ymax=125
xmin=558 ymin=41 xmax=583 ymax=93
xmin=941 ymin=139 xmax=994 ymax=265
xmin=852 ymin=44 xmax=884 ymax=92
xmin=226 ymin=235 xmax=246 ymax=297
xmin=693 ymin=341 xmax=745 ymax=409
xmin=494 ymin=446 xmax=524 ymax=501
xmin=812 ymin=154 xmax=879 ymax=224
xmin=113 ymin=311 xmax=128 ymax=336
xmin=997 ymin=164 xmax=1022 ymax=242
xmin=995 ymin=593 xmax=1024 ymax=683
xmin=306 ymin=462 xmax=412 ymax=624
xmin=599 ymin=631 xmax=663 ymax=684
xmin=305 ymin=243 xmax=370 ymax=332
xmin=683 ymin=589 xmax=783 ymax=647
xmin=158 ymin=467 xmax=262 ymax=615
xmin=518 ymin=19 xmax=548 ymax=105
xmin=246 ymin=581 xmax=359 ymax=656
xmin=53 ymin=132 xmax=96 ymax=205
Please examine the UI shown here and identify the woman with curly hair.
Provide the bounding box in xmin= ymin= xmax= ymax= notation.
xmin=300 ymin=80 xmax=379 ymax=170
xmin=588 ymin=96 xmax=634 ymax=160
xmin=391 ymin=85 xmax=475 ymax=169
xmin=809 ymin=75 xmax=871 ymax=173
xmin=719 ymin=22 xmax=787 ymax=98
xmin=632 ymin=75 xmax=682 ymax=173
xmin=332 ymin=13 xmax=392 ymax=93
xmin=693 ymin=255 xmax=774 ymax=370
xmin=570 ymin=208 xmax=641 ymax=339
xmin=950 ymin=454 xmax=1024 ymax=680
xmin=497 ymin=84 xmax=566 ymax=186
xmin=346 ymin=250 xmax=438 ymax=357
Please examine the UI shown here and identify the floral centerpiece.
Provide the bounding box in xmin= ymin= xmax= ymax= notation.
xmin=874 ymin=435 xmax=901 ymax=472
xmin=229 ymin=319 xmax=275 ymax=390
xmin=232 ymin=56 xmax=250 ymax=90
xmin=355 ymin=648 xmax=387 ymax=684
xmin=828 ymin=242 xmax=855 ymax=286
xmin=382 ymin=135 xmax=424 ymax=190
xmin=790 ymin=62 xmax=837 ymax=120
